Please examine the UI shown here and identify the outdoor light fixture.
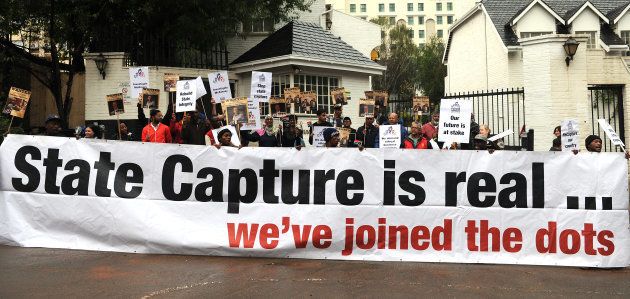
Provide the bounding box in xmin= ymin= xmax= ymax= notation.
xmin=94 ymin=53 xmax=108 ymax=79
xmin=293 ymin=65 xmax=302 ymax=74
xmin=563 ymin=38 xmax=579 ymax=66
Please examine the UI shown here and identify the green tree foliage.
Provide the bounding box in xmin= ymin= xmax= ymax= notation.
xmin=0 ymin=0 xmax=312 ymax=127
xmin=417 ymin=36 xmax=447 ymax=104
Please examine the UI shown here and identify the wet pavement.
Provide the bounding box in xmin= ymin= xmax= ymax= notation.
xmin=0 ymin=245 xmax=628 ymax=298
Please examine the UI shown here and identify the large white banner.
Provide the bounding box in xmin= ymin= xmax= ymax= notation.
xmin=0 ymin=135 xmax=629 ymax=268
xmin=208 ymin=71 xmax=231 ymax=103
xmin=128 ymin=67 xmax=149 ymax=99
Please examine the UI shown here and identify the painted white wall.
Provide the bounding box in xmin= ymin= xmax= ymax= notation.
xmin=513 ymin=4 xmax=556 ymax=37
xmin=571 ymin=7 xmax=601 ymax=32
xmin=445 ymin=10 xmax=509 ymax=93
xmin=328 ymin=10 xmax=381 ymax=57
xmin=616 ymin=11 xmax=630 ymax=36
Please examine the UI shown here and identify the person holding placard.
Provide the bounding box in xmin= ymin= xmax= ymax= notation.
xmin=281 ymin=115 xmax=305 ymax=149
xmin=332 ymin=105 xmax=344 ymax=127
xmin=214 ymin=129 xmax=241 ymax=149
xmin=341 ymin=117 xmax=357 ymax=147
xmin=111 ymin=122 xmax=136 ymax=141
xmin=356 ymin=115 xmax=378 ymax=148
xmin=375 ymin=113 xmax=408 ymax=148
xmin=249 ymin=116 xmax=281 ymax=147
xmin=308 ymin=109 xmax=333 ymax=145
xmin=182 ymin=111 xmax=210 ymax=145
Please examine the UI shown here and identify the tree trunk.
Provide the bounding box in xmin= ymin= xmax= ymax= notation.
xmin=48 ymin=0 xmax=66 ymax=128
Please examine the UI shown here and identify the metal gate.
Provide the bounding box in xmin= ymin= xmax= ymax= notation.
xmin=589 ymin=85 xmax=625 ymax=152
xmin=445 ymin=88 xmax=526 ymax=148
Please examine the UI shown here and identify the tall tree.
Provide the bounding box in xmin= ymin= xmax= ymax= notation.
xmin=417 ymin=36 xmax=447 ymax=104
xmin=0 ymin=0 xmax=312 ymax=128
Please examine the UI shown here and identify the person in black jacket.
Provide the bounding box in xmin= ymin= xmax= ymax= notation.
xmin=182 ymin=111 xmax=210 ymax=145
xmin=249 ymin=116 xmax=281 ymax=147
xmin=308 ymin=109 xmax=333 ymax=145
xmin=356 ymin=115 xmax=378 ymax=148
xmin=281 ymin=115 xmax=304 ymax=148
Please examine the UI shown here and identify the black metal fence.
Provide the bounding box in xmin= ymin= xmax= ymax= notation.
xmin=589 ymin=85 xmax=625 ymax=152
xmin=445 ymin=88 xmax=526 ymax=148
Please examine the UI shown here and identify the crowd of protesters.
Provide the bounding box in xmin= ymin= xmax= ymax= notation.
xmin=36 ymin=97 xmax=630 ymax=157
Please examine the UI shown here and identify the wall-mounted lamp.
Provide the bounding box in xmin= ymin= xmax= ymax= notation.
xmin=563 ymin=38 xmax=579 ymax=66
xmin=94 ymin=53 xmax=108 ymax=79
xmin=293 ymin=65 xmax=302 ymax=74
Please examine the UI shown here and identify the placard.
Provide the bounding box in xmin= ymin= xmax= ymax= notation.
xmin=331 ymin=87 xmax=347 ymax=105
xmin=373 ymin=90 xmax=389 ymax=106
xmin=222 ymin=98 xmax=249 ymax=125
xmin=379 ymin=124 xmax=401 ymax=148
xmin=2 ymin=87 xmax=31 ymax=118
xmin=413 ymin=96 xmax=430 ymax=115
xmin=597 ymin=119 xmax=625 ymax=147
xmin=129 ymin=67 xmax=149 ymax=99
xmin=251 ymin=71 xmax=272 ymax=103
xmin=338 ymin=127 xmax=351 ymax=147
xmin=106 ymin=93 xmax=125 ymax=116
xmin=195 ymin=76 xmax=207 ymax=98
xmin=175 ymin=80 xmax=197 ymax=112
xmin=208 ymin=71 xmax=232 ymax=103
xmin=163 ymin=73 xmax=179 ymax=92
xmin=269 ymin=98 xmax=289 ymax=118
xmin=300 ymin=91 xmax=316 ymax=114
xmin=437 ymin=98 xmax=472 ymax=144
xmin=284 ymin=87 xmax=301 ymax=104
xmin=241 ymin=98 xmax=262 ymax=131
xmin=359 ymin=99 xmax=375 ymax=117
xmin=141 ymin=88 xmax=160 ymax=109
xmin=561 ymin=120 xmax=579 ymax=151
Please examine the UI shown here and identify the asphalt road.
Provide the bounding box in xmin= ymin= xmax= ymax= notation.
xmin=0 ymin=245 xmax=628 ymax=298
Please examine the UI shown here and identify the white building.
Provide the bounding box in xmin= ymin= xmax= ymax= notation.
xmin=327 ymin=0 xmax=477 ymax=46
xmin=82 ymin=0 xmax=383 ymax=142
xmin=443 ymin=0 xmax=630 ymax=151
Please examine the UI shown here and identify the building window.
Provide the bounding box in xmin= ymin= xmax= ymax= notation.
xmin=360 ymin=4 xmax=367 ymax=12
xmin=408 ymin=16 xmax=414 ymax=25
xmin=294 ymin=75 xmax=339 ymax=115
xmin=409 ymin=29 xmax=414 ymax=38
xmin=447 ymin=2 xmax=453 ymax=11
xmin=437 ymin=16 xmax=443 ymax=24
xmin=379 ymin=3 xmax=384 ymax=12
xmin=350 ymin=4 xmax=356 ymax=12
xmin=437 ymin=30 xmax=443 ymax=38
xmin=621 ymin=31 xmax=630 ymax=45
xmin=408 ymin=3 xmax=413 ymax=11
xmin=389 ymin=3 xmax=395 ymax=12
xmin=419 ymin=30 xmax=425 ymax=38
xmin=447 ymin=16 xmax=453 ymax=24
xmin=242 ymin=18 xmax=274 ymax=33
xmin=419 ymin=16 xmax=424 ymax=24
xmin=519 ymin=32 xmax=552 ymax=38
xmin=418 ymin=3 xmax=424 ymax=11
xmin=575 ymin=31 xmax=597 ymax=49
xmin=436 ymin=3 xmax=442 ymax=11
xmin=389 ymin=17 xmax=395 ymax=25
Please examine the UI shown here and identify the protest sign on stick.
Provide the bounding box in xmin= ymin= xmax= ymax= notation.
xmin=175 ymin=80 xmax=197 ymax=113
xmin=379 ymin=124 xmax=401 ymax=148
xmin=251 ymin=71 xmax=272 ymax=103
xmin=312 ymin=126 xmax=332 ymax=147
xmin=211 ymin=125 xmax=241 ymax=146
xmin=141 ymin=88 xmax=160 ymax=109
xmin=359 ymin=99 xmax=375 ymax=117
xmin=331 ymin=87 xmax=347 ymax=105
xmin=561 ymin=120 xmax=579 ymax=151
xmin=208 ymin=71 xmax=232 ymax=103
xmin=129 ymin=67 xmax=149 ymax=99
xmin=597 ymin=119 xmax=625 ymax=150
xmin=222 ymin=98 xmax=249 ymax=125
xmin=163 ymin=73 xmax=179 ymax=92
xmin=437 ymin=98 xmax=472 ymax=144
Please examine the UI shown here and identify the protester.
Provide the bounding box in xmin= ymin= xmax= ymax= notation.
xmin=374 ymin=112 xmax=408 ymax=148
xmin=554 ymin=126 xmax=561 ymax=138
xmin=332 ymin=104 xmax=343 ymax=127
xmin=83 ymin=124 xmax=100 ymax=139
xmin=403 ymin=121 xmax=428 ymax=149
xmin=111 ymin=122 xmax=136 ymax=141
xmin=461 ymin=113 xmax=480 ymax=150
xmin=422 ymin=111 xmax=439 ymax=140
xmin=250 ymin=115 xmax=281 ymax=147
xmin=479 ymin=124 xmax=491 ymax=138
xmin=473 ymin=134 xmax=488 ymax=150
xmin=213 ymin=128 xmax=241 ymax=149
xmin=341 ymin=117 xmax=357 ymax=147
xmin=44 ymin=114 xmax=65 ymax=137
xmin=585 ymin=135 xmax=602 ymax=152
xmin=308 ymin=109 xmax=334 ymax=145
xmin=323 ymin=127 xmax=340 ymax=148
xmin=356 ymin=115 xmax=378 ymax=148
xmin=374 ymin=105 xmax=388 ymax=126
xmin=549 ymin=137 xmax=561 ymax=151
xmin=169 ymin=112 xmax=184 ymax=144
xmin=281 ymin=115 xmax=305 ymax=149
xmin=182 ymin=111 xmax=210 ymax=145
xmin=141 ymin=109 xmax=172 ymax=143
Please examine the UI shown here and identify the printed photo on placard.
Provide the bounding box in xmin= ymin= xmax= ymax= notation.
xmin=338 ymin=127 xmax=351 ymax=147
xmin=163 ymin=73 xmax=179 ymax=92
xmin=301 ymin=91 xmax=316 ymax=114
xmin=364 ymin=91 xmax=374 ymax=100
xmin=413 ymin=96 xmax=430 ymax=115
xmin=331 ymin=87 xmax=347 ymax=105
xmin=141 ymin=88 xmax=160 ymax=109
xmin=374 ymin=90 xmax=388 ymax=106
xmin=359 ymin=99 xmax=375 ymax=117
xmin=2 ymin=87 xmax=31 ymax=118
xmin=269 ymin=97 xmax=288 ymax=118
xmin=222 ymin=97 xmax=249 ymax=125
xmin=283 ymin=87 xmax=301 ymax=103
xmin=106 ymin=93 xmax=125 ymax=116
